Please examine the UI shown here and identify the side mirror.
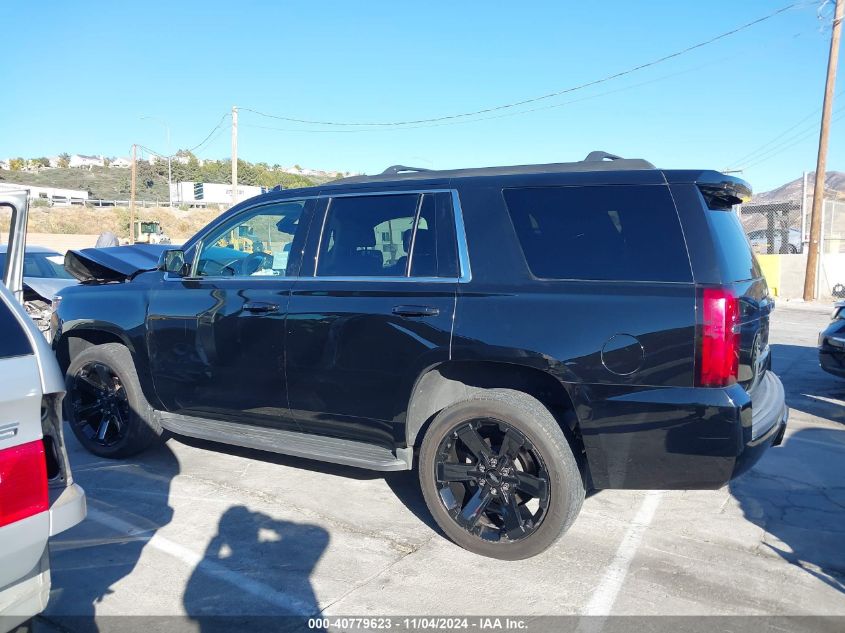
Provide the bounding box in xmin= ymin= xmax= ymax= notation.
xmin=159 ymin=249 xmax=189 ymax=277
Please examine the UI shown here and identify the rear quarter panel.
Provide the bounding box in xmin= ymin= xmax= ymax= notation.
xmin=451 ymin=179 xmax=720 ymax=488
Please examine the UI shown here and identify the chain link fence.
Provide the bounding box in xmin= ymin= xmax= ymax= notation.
xmin=739 ymin=200 xmax=803 ymax=255
xmin=738 ymin=191 xmax=845 ymax=300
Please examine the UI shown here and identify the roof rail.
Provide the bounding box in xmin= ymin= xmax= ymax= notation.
xmin=583 ymin=151 xmax=624 ymax=162
xmin=380 ymin=165 xmax=433 ymax=176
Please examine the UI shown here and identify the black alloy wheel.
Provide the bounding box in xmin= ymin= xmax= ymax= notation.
xmin=433 ymin=419 xmax=551 ymax=543
xmin=70 ymin=361 xmax=131 ymax=448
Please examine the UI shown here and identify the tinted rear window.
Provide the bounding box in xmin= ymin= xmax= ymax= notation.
xmin=0 ymin=297 xmax=33 ymax=358
xmin=503 ymin=185 xmax=692 ymax=282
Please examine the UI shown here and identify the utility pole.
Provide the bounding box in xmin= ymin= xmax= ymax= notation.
xmin=141 ymin=116 xmax=172 ymax=207
xmin=130 ymin=144 xmax=137 ymax=244
xmin=804 ymin=0 xmax=843 ymax=301
xmin=231 ymin=105 xmax=239 ymax=207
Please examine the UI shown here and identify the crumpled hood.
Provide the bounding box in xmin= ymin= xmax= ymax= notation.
xmin=65 ymin=244 xmax=173 ymax=283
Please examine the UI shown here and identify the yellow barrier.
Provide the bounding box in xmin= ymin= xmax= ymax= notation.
xmin=756 ymin=254 xmax=781 ymax=297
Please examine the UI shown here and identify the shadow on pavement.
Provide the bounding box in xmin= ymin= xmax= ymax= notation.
xmin=44 ymin=440 xmax=180 ymax=633
xmin=183 ymin=505 xmax=328 ymax=631
xmin=731 ymin=427 xmax=845 ymax=592
xmin=771 ymin=343 xmax=845 ymax=425
xmin=178 ymin=434 xmax=444 ymax=534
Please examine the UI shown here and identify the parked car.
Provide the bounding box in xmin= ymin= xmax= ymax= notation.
xmin=0 ymin=194 xmax=86 ymax=632
xmin=818 ymin=301 xmax=845 ymax=377
xmin=52 ymin=152 xmax=788 ymax=560
xmin=747 ymin=228 xmax=802 ymax=254
xmin=0 ymin=245 xmax=78 ymax=334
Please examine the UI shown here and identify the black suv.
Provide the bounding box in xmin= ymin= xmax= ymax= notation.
xmin=52 ymin=151 xmax=788 ymax=559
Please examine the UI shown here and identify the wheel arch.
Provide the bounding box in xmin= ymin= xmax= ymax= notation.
xmin=54 ymin=325 xmax=160 ymax=409
xmin=405 ymin=361 xmax=588 ymax=478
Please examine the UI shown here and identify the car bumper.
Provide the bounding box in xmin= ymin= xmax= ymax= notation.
xmin=49 ymin=482 xmax=86 ymax=537
xmin=580 ymin=371 xmax=788 ymax=489
xmin=819 ymin=338 xmax=845 ymax=378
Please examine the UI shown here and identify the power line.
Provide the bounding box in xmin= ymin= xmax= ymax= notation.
xmin=738 ymin=106 xmax=845 ymax=170
xmin=727 ymin=89 xmax=844 ymax=169
xmin=184 ymin=113 xmax=231 ymax=153
xmin=240 ymin=2 xmax=805 ymax=128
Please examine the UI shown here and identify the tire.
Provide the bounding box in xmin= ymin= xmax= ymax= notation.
xmin=65 ymin=343 xmax=162 ymax=458
xmin=418 ymin=388 xmax=585 ymax=560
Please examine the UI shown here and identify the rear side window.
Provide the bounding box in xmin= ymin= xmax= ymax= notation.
xmin=0 ymin=298 xmax=33 ymax=359
xmin=316 ymin=192 xmax=460 ymax=278
xmin=503 ymin=185 xmax=692 ymax=282
xmin=702 ymin=200 xmax=762 ymax=282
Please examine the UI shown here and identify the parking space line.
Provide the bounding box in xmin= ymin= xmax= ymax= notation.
xmin=86 ymin=508 xmax=319 ymax=615
xmin=581 ymin=490 xmax=663 ymax=616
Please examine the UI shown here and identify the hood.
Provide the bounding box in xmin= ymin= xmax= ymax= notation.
xmin=65 ymin=244 xmax=173 ymax=283
xmin=23 ymin=276 xmax=78 ymax=302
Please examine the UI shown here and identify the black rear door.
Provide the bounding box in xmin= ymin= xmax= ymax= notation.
xmin=286 ymin=190 xmax=462 ymax=449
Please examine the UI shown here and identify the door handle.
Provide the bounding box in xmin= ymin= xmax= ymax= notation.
xmin=392 ymin=305 xmax=440 ymax=318
xmin=243 ymin=301 xmax=280 ymax=314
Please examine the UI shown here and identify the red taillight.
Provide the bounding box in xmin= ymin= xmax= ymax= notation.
xmin=699 ymin=288 xmax=740 ymax=387
xmin=0 ymin=440 xmax=49 ymax=528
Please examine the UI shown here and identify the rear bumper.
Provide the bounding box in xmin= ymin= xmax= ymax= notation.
xmin=49 ymin=482 xmax=86 ymax=537
xmin=580 ymin=371 xmax=788 ymax=489
xmin=731 ymin=371 xmax=788 ymax=480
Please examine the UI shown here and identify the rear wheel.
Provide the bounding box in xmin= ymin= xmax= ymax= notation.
xmin=65 ymin=343 xmax=162 ymax=458
xmin=418 ymin=389 xmax=585 ymax=560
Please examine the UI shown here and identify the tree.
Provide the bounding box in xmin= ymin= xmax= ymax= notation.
xmin=9 ymin=158 xmax=25 ymax=171
xmin=58 ymin=153 xmax=70 ymax=168
xmin=34 ymin=157 xmax=50 ymax=168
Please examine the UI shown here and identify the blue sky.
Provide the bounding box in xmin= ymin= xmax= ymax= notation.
xmin=2 ymin=1 xmax=842 ymax=192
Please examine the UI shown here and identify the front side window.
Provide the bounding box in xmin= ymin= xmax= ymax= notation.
xmin=316 ymin=193 xmax=460 ymax=278
xmin=195 ymin=201 xmax=306 ymax=278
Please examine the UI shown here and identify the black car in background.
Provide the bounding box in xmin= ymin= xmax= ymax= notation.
xmin=51 ymin=151 xmax=789 ymax=559
xmin=819 ymin=301 xmax=845 ymax=377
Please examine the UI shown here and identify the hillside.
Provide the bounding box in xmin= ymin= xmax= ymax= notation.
xmin=0 ymin=160 xmax=321 ymax=202
xmin=751 ymin=171 xmax=845 ymax=203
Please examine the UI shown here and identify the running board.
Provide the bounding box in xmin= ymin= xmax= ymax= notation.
xmin=157 ymin=412 xmax=412 ymax=471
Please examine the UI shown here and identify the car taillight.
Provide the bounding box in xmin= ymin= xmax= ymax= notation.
xmin=698 ymin=288 xmax=740 ymax=387
xmin=0 ymin=440 xmax=49 ymax=528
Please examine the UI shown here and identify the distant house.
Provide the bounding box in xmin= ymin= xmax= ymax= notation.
xmin=110 ymin=157 xmax=132 ymax=168
xmin=0 ymin=159 xmax=9 ymax=170
xmin=69 ymin=154 xmax=104 ymax=169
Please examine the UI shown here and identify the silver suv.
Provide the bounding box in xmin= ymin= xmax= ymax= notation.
xmin=0 ymin=192 xmax=86 ymax=632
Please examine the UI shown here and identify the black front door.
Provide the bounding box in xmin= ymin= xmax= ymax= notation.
xmin=286 ymin=190 xmax=463 ymax=449
xmin=147 ymin=197 xmax=315 ymax=429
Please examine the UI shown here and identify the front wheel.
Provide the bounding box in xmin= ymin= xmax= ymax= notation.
xmin=418 ymin=389 xmax=585 ymax=560
xmin=65 ymin=343 xmax=163 ymax=458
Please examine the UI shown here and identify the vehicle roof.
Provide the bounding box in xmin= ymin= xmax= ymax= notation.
xmin=0 ymin=244 xmax=61 ymax=255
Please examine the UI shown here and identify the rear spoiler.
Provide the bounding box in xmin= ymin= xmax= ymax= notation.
xmin=697 ymin=174 xmax=752 ymax=210
xmin=664 ymin=170 xmax=752 ymax=210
